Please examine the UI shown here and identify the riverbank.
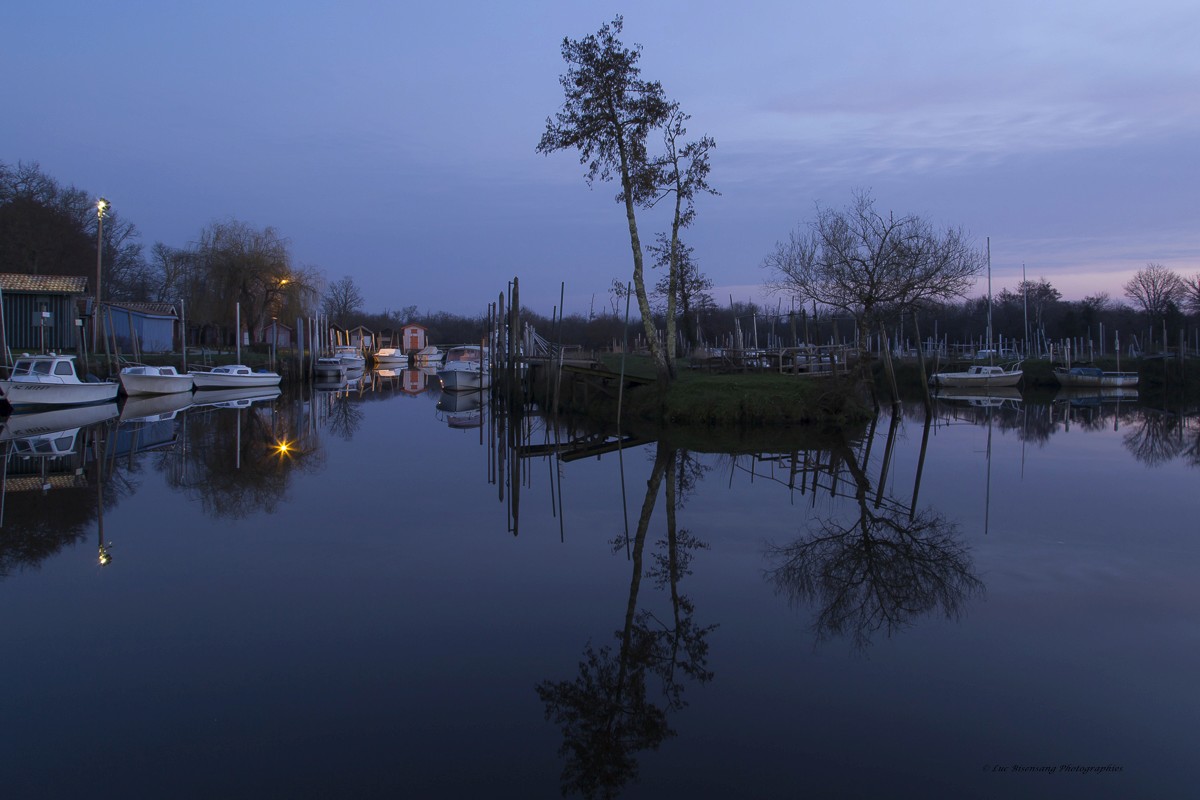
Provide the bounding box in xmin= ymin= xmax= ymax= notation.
xmin=547 ymin=355 xmax=874 ymax=429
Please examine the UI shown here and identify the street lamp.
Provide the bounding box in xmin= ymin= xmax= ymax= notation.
xmin=93 ymin=198 xmax=109 ymax=350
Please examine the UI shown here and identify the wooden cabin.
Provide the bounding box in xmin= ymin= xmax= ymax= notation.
xmin=259 ymin=319 xmax=294 ymax=348
xmin=0 ymin=273 xmax=88 ymax=355
xmin=401 ymin=323 xmax=429 ymax=354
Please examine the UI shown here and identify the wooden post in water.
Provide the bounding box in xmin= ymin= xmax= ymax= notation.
xmin=913 ymin=314 xmax=931 ymax=412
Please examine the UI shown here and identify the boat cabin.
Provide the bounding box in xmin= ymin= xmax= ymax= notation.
xmin=9 ymin=354 xmax=81 ymax=382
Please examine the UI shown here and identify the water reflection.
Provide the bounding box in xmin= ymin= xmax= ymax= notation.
xmin=169 ymin=393 xmax=321 ymax=518
xmin=766 ymin=413 xmax=984 ymax=649
xmin=0 ymin=409 xmax=116 ymax=575
xmin=537 ymin=443 xmax=714 ymax=799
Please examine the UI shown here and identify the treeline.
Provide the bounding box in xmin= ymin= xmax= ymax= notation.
xmin=4 ymin=160 xmax=1196 ymax=357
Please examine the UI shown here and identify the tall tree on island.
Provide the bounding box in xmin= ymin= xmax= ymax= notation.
xmin=648 ymin=108 xmax=717 ymax=378
xmin=538 ymin=16 xmax=673 ymax=383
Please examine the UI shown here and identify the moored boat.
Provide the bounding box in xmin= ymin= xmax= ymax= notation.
xmin=119 ymin=364 xmax=195 ymax=396
xmin=0 ymin=353 xmax=119 ymax=410
xmin=372 ymin=347 xmax=407 ymax=365
xmin=930 ymin=362 xmax=1023 ymax=389
xmin=411 ymin=345 xmax=444 ymax=366
xmin=436 ymin=346 xmax=490 ymax=391
xmin=191 ymin=364 xmax=282 ymax=389
xmin=332 ymin=345 xmax=367 ymax=370
xmin=1052 ymin=365 xmax=1138 ymax=388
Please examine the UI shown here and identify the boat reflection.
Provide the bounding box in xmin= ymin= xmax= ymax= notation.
xmin=436 ymin=389 xmax=484 ymax=429
xmin=119 ymin=391 xmax=194 ymax=424
xmin=1 ymin=410 xmax=116 ymax=574
xmin=189 ymin=386 xmax=281 ymax=409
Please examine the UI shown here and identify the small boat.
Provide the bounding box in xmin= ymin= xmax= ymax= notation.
xmin=411 ymin=345 xmax=444 ymax=366
xmin=332 ymin=345 xmax=367 ymax=370
xmin=437 ymin=346 xmax=490 ymax=391
xmin=1052 ymin=365 xmax=1138 ymax=388
xmin=0 ymin=353 xmax=119 ymax=410
xmin=119 ymin=364 xmax=195 ymax=396
xmin=191 ymin=364 xmax=282 ymax=389
xmin=372 ymin=347 xmax=408 ymax=365
xmin=929 ymin=362 xmax=1023 ymax=389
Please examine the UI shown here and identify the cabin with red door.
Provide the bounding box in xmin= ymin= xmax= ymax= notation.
xmin=401 ymin=323 xmax=428 ymax=354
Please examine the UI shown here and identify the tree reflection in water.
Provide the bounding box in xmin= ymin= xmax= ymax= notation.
xmin=537 ymin=443 xmax=714 ymax=799
xmin=167 ymin=400 xmax=325 ymax=520
xmin=766 ymin=413 xmax=983 ymax=649
xmin=1123 ymin=408 xmax=1200 ymax=468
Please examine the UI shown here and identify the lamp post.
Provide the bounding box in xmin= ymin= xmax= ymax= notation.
xmin=93 ymin=198 xmax=109 ymax=350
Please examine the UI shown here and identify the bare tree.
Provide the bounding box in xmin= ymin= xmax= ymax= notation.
xmin=1184 ymin=273 xmax=1200 ymax=315
xmin=323 ymin=275 xmax=365 ymax=328
xmin=1123 ymin=262 xmax=1186 ymax=322
xmin=764 ymin=190 xmax=984 ymax=363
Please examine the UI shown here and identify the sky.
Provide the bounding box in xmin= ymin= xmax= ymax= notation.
xmin=4 ymin=1 xmax=1198 ymax=317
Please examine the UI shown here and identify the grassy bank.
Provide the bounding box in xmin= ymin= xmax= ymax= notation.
xmin=556 ymin=355 xmax=873 ymax=429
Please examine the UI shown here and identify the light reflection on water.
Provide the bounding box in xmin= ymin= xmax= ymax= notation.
xmin=1 ymin=376 xmax=1197 ymax=798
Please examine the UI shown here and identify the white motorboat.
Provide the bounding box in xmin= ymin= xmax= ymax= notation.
xmin=0 ymin=353 xmax=119 ymax=410
xmin=372 ymin=347 xmax=408 ymax=365
xmin=437 ymin=346 xmax=490 ymax=391
xmin=119 ymin=364 xmax=195 ymax=396
xmin=332 ymin=345 xmax=367 ymax=370
xmin=411 ymin=345 xmax=444 ymax=366
xmin=929 ymin=363 xmax=1023 ymax=389
xmin=191 ymin=364 xmax=282 ymax=389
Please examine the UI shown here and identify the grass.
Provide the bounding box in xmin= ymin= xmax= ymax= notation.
xmin=577 ymin=354 xmax=873 ymax=429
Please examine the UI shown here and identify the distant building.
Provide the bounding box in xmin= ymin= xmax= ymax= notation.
xmin=0 ymin=272 xmax=88 ymax=355
xmin=348 ymin=325 xmax=374 ymax=351
xmin=401 ymin=323 xmax=428 ymax=353
xmin=106 ymin=301 xmax=181 ymax=354
xmin=260 ymin=319 xmax=294 ymax=348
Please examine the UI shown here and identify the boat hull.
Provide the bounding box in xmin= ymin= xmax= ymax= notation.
xmin=930 ymin=372 xmax=1023 ymax=388
xmin=119 ymin=370 xmax=195 ymax=396
xmin=0 ymin=379 xmax=120 ymax=409
xmin=437 ymin=368 xmax=490 ymax=391
xmin=1052 ymin=367 xmax=1138 ymax=388
xmin=191 ymin=371 xmax=282 ymax=389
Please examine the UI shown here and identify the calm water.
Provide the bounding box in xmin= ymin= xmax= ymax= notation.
xmin=2 ymin=374 xmax=1197 ymax=799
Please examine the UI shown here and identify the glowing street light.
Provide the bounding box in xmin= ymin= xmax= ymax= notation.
xmin=93 ymin=197 xmax=110 ymax=349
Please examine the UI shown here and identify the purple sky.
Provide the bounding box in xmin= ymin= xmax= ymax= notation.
xmin=6 ymin=1 xmax=1198 ymax=316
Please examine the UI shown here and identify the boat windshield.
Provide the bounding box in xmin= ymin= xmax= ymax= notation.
xmin=446 ymin=349 xmax=478 ymax=363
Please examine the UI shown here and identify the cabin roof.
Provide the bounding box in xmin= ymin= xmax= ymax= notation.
xmin=0 ymin=273 xmax=88 ymax=293
xmin=108 ymin=300 xmax=180 ymax=318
